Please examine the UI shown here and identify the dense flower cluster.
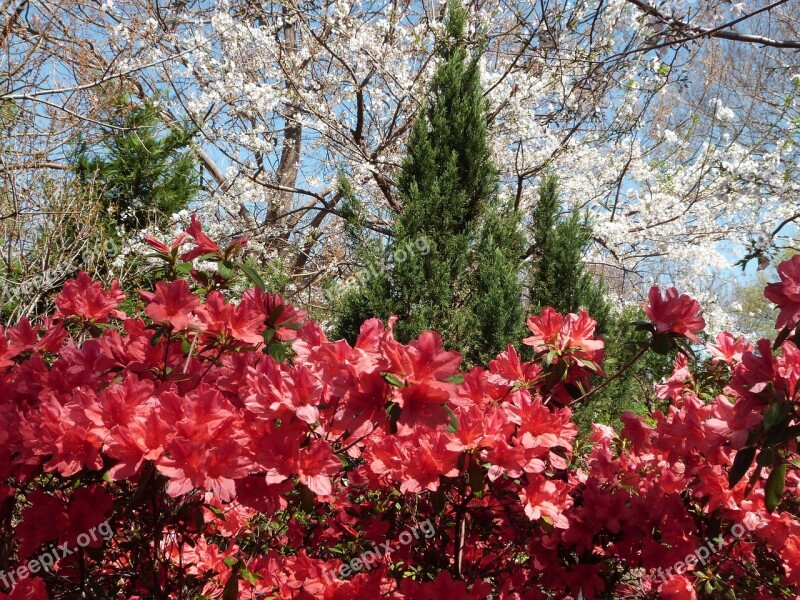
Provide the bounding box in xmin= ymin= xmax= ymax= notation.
xmin=0 ymin=222 xmax=799 ymax=599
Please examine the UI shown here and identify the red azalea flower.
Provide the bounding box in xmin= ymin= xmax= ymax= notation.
xmin=180 ymin=214 xmax=222 ymax=261
xmin=144 ymin=231 xmax=188 ymax=255
xmin=141 ymin=279 xmax=201 ymax=330
xmin=707 ymin=331 xmax=752 ymax=366
xmin=297 ymin=439 xmax=341 ymax=496
xmin=55 ymin=272 xmax=127 ymax=323
xmin=524 ymin=308 xmax=604 ymax=357
xmin=241 ymin=288 xmax=308 ymax=341
xmin=195 ymin=291 xmax=264 ymax=345
xmin=61 ymin=485 xmax=114 ymax=548
xmin=764 ymin=254 xmax=800 ymax=330
xmin=644 ymin=286 xmax=705 ymax=342
xmin=5 ymin=578 xmax=48 ymax=600
xmin=395 ymin=383 xmax=452 ymax=435
xmin=658 ymin=574 xmax=697 ymax=600
xmin=523 ymin=307 xmax=564 ymax=351
xmin=519 ymin=474 xmax=572 ymax=528
xmin=15 ymin=490 xmax=69 ymax=558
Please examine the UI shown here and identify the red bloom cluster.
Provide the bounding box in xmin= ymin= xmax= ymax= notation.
xmin=644 ymin=285 xmax=706 ymax=343
xmin=765 ymin=254 xmax=800 ymax=330
xmin=0 ymin=224 xmax=799 ymax=599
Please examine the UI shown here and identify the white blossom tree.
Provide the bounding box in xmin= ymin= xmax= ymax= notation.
xmin=2 ymin=0 xmax=799 ymax=329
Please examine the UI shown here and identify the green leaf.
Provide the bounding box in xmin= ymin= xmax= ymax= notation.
xmin=239 ymin=567 xmax=261 ymax=585
xmin=762 ymin=402 xmax=790 ymax=430
xmin=128 ymin=463 xmax=156 ymax=507
xmin=238 ymin=262 xmax=266 ymax=291
xmin=382 ymin=373 xmax=405 ymax=387
xmin=443 ymin=374 xmax=465 ymax=385
xmin=267 ymin=303 xmax=285 ymax=325
xmin=194 ymin=252 xmax=221 ymax=263
xmin=262 ymin=327 xmax=276 ymax=345
xmin=194 ymin=508 xmax=205 ymax=534
xmin=206 ymin=504 xmax=226 ymax=520
xmin=650 ymin=333 xmax=675 ymax=355
xmin=765 ymin=422 xmax=800 ymax=446
xmin=387 ymin=402 xmax=401 ymax=434
xmin=729 ymin=446 xmax=756 ymax=487
xmin=299 ymin=483 xmax=315 ymax=512
xmin=217 ymin=261 xmax=235 ymax=279
xmin=756 ymin=447 xmax=775 ymax=468
xmin=765 ymin=463 xmax=787 ymax=512
xmin=267 ymin=342 xmax=287 ymax=363
xmin=444 ymin=405 xmax=459 ymax=433
xmin=149 ymin=329 xmax=165 ymax=347
xmin=467 ymin=455 xmax=485 ymax=495
xmin=430 ymin=487 xmax=447 ymax=513
xmin=773 ymin=326 xmax=792 ymax=350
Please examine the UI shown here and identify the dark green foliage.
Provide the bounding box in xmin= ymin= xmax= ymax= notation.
xmin=528 ymin=175 xmax=611 ymax=334
xmin=466 ymin=200 xmax=526 ymax=365
xmin=333 ymin=3 xmax=523 ymax=364
xmin=75 ymin=99 xmax=198 ymax=234
xmin=572 ymin=306 xmax=673 ymax=437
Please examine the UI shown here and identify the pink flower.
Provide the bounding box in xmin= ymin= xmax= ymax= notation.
xmin=644 ymin=286 xmax=705 ymax=343
xmin=764 ymin=254 xmax=800 ymax=330
xmin=296 ymin=439 xmax=341 ymax=496
xmin=180 ymin=214 xmax=222 ymax=261
xmin=707 ymin=331 xmax=752 ymax=366
xmin=140 ymin=279 xmax=200 ymax=330
xmin=144 ymin=231 xmax=188 ymax=255
xmin=519 ymin=474 xmax=572 ymax=528
xmin=55 ymin=272 xmax=127 ymax=323
xmin=523 ymin=308 xmax=604 ymax=356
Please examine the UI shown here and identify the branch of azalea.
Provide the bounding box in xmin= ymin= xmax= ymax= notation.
xmin=0 ymin=491 xmax=16 ymax=573
xmin=337 ymin=426 xmax=376 ymax=455
xmin=198 ymin=347 xmax=225 ymax=382
xmin=323 ymin=396 xmax=342 ymax=444
xmin=453 ymin=458 xmax=475 ymax=580
xmin=162 ymin=333 xmax=172 ymax=382
xmin=182 ymin=333 xmax=198 ymax=374
xmin=568 ymin=346 xmax=649 ymax=407
xmin=152 ymin=491 xmax=166 ymax=600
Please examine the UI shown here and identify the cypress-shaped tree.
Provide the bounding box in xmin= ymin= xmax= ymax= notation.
xmin=528 ymin=175 xmax=611 ymax=333
xmin=526 ymin=175 xmax=674 ymax=436
xmin=333 ymin=3 xmax=523 ymax=364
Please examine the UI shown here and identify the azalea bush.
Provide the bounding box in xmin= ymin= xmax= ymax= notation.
xmin=1 ymin=219 xmax=799 ymax=599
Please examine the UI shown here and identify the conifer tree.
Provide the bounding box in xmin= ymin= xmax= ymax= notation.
xmin=528 ymin=175 xmax=611 ymax=333
xmin=526 ymin=175 xmax=674 ymax=434
xmin=75 ymin=99 xmax=198 ymax=235
xmin=333 ymin=3 xmax=523 ymax=364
